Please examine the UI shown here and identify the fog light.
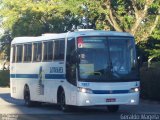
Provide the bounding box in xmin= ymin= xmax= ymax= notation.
xmin=131 ymin=99 xmax=135 ymax=103
xmin=86 ymin=100 xmax=90 ymax=104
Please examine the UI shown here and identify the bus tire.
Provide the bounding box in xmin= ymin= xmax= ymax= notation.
xmin=59 ymin=90 xmax=70 ymax=112
xmin=107 ymin=105 xmax=119 ymax=112
xmin=24 ymin=86 xmax=34 ymax=107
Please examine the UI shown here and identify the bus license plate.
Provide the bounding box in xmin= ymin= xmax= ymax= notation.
xmin=106 ymin=98 xmax=116 ymax=102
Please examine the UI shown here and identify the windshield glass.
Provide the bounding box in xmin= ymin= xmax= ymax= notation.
xmin=77 ymin=36 xmax=139 ymax=82
xmin=108 ymin=37 xmax=138 ymax=81
xmin=77 ymin=37 xmax=109 ymax=81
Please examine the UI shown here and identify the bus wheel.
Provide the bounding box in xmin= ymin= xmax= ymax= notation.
xmin=107 ymin=105 xmax=119 ymax=112
xmin=60 ymin=91 xmax=69 ymax=112
xmin=24 ymin=90 xmax=33 ymax=107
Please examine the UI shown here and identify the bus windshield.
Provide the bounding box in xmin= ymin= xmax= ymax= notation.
xmin=77 ymin=36 xmax=139 ymax=82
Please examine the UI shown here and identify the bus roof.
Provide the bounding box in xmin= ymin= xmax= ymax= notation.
xmin=11 ymin=30 xmax=134 ymax=44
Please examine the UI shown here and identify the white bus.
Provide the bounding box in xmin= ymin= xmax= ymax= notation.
xmin=10 ymin=30 xmax=140 ymax=112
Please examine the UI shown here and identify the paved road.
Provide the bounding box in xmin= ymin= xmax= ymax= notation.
xmin=0 ymin=87 xmax=160 ymax=120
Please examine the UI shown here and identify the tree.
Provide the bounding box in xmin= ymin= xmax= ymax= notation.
xmin=66 ymin=0 xmax=160 ymax=61
xmin=0 ymin=0 xmax=80 ymax=58
xmin=66 ymin=0 xmax=159 ymax=42
xmin=0 ymin=31 xmax=12 ymax=61
xmin=0 ymin=0 xmax=80 ymax=36
xmin=137 ymin=19 xmax=160 ymax=62
xmin=0 ymin=0 xmax=159 ymax=61
xmin=1 ymin=0 xmax=159 ymax=39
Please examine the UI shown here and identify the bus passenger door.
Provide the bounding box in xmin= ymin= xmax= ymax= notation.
xmin=66 ymin=60 xmax=77 ymax=105
xmin=66 ymin=43 xmax=77 ymax=105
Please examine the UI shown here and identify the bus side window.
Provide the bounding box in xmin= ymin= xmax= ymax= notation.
xmin=33 ymin=43 xmax=37 ymax=62
xmin=54 ymin=41 xmax=59 ymax=60
xmin=59 ymin=40 xmax=65 ymax=60
xmin=27 ymin=44 xmax=32 ymax=61
xmin=24 ymin=44 xmax=27 ymax=62
xmin=24 ymin=44 xmax=32 ymax=62
xmin=48 ymin=41 xmax=53 ymax=61
xmin=33 ymin=43 xmax=42 ymax=62
xmin=16 ymin=45 xmax=23 ymax=63
xmin=11 ymin=46 xmax=15 ymax=63
xmin=66 ymin=38 xmax=76 ymax=86
xmin=43 ymin=42 xmax=48 ymax=61
xmin=43 ymin=41 xmax=53 ymax=61
xmin=53 ymin=40 xmax=65 ymax=61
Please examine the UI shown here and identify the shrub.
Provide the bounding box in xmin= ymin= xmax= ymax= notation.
xmin=140 ymin=62 xmax=160 ymax=101
xmin=0 ymin=70 xmax=10 ymax=87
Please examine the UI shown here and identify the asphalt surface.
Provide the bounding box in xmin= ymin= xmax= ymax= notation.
xmin=0 ymin=87 xmax=160 ymax=120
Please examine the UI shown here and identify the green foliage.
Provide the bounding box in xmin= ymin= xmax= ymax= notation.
xmin=137 ymin=38 xmax=160 ymax=62
xmin=148 ymin=0 xmax=160 ymax=14
xmin=0 ymin=0 xmax=80 ymax=36
xmin=0 ymin=31 xmax=12 ymax=60
xmin=0 ymin=70 xmax=10 ymax=87
xmin=137 ymin=18 xmax=160 ymax=62
xmin=0 ymin=0 xmax=159 ymax=61
xmin=0 ymin=0 xmax=81 ymax=57
xmin=113 ymin=0 xmax=126 ymax=15
xmin=136 ymin=0 xmax=146 ymax=10
xmin=121 ymin=15 xmax=134 ymax=30
xmin=140 ymin=62 xmax=160 ymax=101
xmin=151 ymin=20 xmax=160 ymax=39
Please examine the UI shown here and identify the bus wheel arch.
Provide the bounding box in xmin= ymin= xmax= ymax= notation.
xmin=57 ymin=86 xmax=70 ymax=112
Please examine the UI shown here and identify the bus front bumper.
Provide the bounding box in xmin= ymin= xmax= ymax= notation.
xmin=76 ymin=92 xmax=139 ymax=106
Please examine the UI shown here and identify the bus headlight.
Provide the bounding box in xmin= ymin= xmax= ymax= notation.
xmin=78 ymin=87 xmax=93 ymax=94
xmin=130 ymin=87 xmax=139 ymax=93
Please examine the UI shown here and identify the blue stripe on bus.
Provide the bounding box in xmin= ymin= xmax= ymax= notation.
xmin=10 ymin=74 xmax=38 ymax=79
xmin=45 ymin=74 xmax=65 ymax=79
xmin=10 ymin=74 xmax=16 ymax=78
xmin=92 ymin=90 xmax=130 ymax=94
xmin=10 ymin=74 xmax=65 ymax=79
